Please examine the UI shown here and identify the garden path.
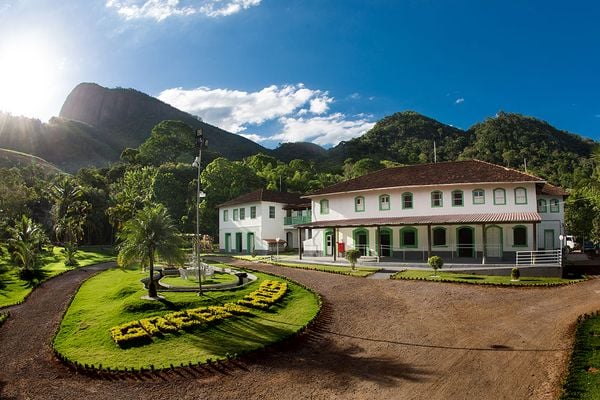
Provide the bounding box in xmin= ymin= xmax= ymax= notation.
xmin=1 ymin=259 xmax=600 ymax=399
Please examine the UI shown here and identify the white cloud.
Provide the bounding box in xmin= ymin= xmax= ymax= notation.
xmin=271 ymin=113 xmax=375 ymax=146
xmin=239 ymin=133 xmax=268 ymax=142
xmin=455 ymin=98 xmax=465 ymax=104
xmin=158 ymin=84 xmax=334 ymax=133
xmin=105 ymin=0 xmax=261 ymax=21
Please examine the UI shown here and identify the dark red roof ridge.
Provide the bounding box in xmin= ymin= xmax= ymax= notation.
xmin=217 ymin=188 xmax=305 ymax=208
xmin=306 ymin=159 xmax=546 ymax=197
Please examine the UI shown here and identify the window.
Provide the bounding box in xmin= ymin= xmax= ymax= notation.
xmin=550 ymin=199 xmax=560 ymax=213
xmin=379 ymin=194 xmax=390 ymax=210
xmin=250 ymin=206 xmax=256 ymax=219
xmin=514 ymin=187 xmax=527 ymax=204
xmin=431 ymin=191 xmax=443 ymax=207
xmin=223 ymin=210 xmax=229 ymax=222
xmin=494 ymin=188 xmax=506 ymax=205
xmin=472 ymin=189 xmax=485 ymax=205
xmin=452 ymin=190 xmax=464 ymax=207
xmin=239 ymin=207 xmax=245 ymax=220
xmin=402 ymin=192 xmax=413 ymax=209
xmin=400 ymin=227 xmax=418 ymax=248
xmin=537 ymin=199 xmax=547 ymax=213
xmin=320 ymin=199 xmax=329 ymax=214
xmin=233 ymin=209 xmax=238 ymax=221
xmin=269 ymin=206 xmax=276 ymax=219
xmin=513 ymin=226 xmax=527 ymax=247
xmin=354 ymin=196 xmax=365 ymax=212
xmin=432 ymin=227 xmax=446 ymax=246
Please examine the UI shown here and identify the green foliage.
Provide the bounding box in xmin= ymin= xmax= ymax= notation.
xmin=427 ymin=256 xmax=444 ymax=274
xmin=7 ymin=215 xmax=49 ymax=282
xmin=511 ymin=267 xmax=520 ymax=281
xmin=345 ymin=249 xmax=362 ymax=270
xmin=152 ymin=163 xmax=196 ymax=231
xmin=136 ymin=120 xmax=196 ymax=166
xmin=117 ymin=204 xmax=185 ymax=297
xmin=107 ymin=166 xmax=157 ymax=230
xmin=392 ymin=269 xmax=581 ymax=286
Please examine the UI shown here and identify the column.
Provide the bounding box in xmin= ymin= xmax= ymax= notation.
xmin=427 ymin=224 xmax=432 ymax=259
xmin=481 ymin=223 xmax=487 ymax=265
xmin=298 ymin=227 xmax=303 ymax=260
xmin=333 ymin=227 xmax=337 ymax=262
xmin=376 ymin=225 xmax=381 ymax=262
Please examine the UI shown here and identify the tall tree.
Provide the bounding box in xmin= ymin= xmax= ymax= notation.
xmin=107 ymin=166 xmax=157 ymax=230
xmin=49 ymin=176 xmax=90 ymax=266
xmin=7 ymin=215 xmax=49 ymax=282
xmin=117 ymin=204 xmax=185 ymax=298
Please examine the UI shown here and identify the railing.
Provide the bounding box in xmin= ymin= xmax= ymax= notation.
xmin=516 ymin=249 xmax=562 ymax=266
xmin=284 ymin=215 xmax=312 ymax=225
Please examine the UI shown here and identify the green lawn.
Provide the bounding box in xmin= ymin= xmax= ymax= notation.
xmin=561 ymin=312 xmax=600 ymax=399
xmin=160 ymin=271 xmax=238 ymax=287
xmin=233 ymin=256 xmax=380 ymax=277
xmin=53 ymin=265 xmax=320 ymax=370
xmin=391 ymin=269 xmax=583 ymax=286
xmin=0 ymin=245 xmax=115 ymax=308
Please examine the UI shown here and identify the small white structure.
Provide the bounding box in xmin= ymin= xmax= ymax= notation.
xmin=218 ymin=189 xmax=309 ymax=254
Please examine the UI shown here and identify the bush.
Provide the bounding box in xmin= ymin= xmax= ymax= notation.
xmin=345 ymin=249 xmax=361 ymax=270
xmin=511 ymin=267 xmax=520 ymax=281
xmin=428 ymin=256 xmax=444 ymax=275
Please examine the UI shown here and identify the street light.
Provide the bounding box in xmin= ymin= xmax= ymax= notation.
xmin=194 ymin=127 xmax=208 ymax=296
xmin=275 ymin=237 xmax=280 ymax=261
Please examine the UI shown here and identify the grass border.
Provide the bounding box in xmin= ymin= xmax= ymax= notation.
xmin=391 ymin=270 xmax=585 ymax=288
xmin=0 ymin=311 xmax=9 ymax=327
xmin=51 ymin=263 xmax=324 ymax=378
xmin=233 ymin=256 xmax=381 ymax=277
xmin=560 ymin=310 xmax=600 ymax=399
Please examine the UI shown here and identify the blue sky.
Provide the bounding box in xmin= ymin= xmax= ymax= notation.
xmin=0 ymin=0 xmax=599 ymax=148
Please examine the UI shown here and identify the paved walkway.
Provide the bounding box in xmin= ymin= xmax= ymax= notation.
xmin=2 ymin=259 xmax=600 ymax=399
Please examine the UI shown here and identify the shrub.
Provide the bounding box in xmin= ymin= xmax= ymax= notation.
xmin=110 ymin=321 xmax=152 ymax=347
xmin=345 ymin=249 xmax=361 ymax=270
xmin=511 ymin=267 xmax=520 ymax=281
xmin=428 ymin=256 xmax=444 ymax=275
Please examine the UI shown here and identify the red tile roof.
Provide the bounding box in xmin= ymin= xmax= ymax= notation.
xmin=306 ymin=160 xmax=546 ymax=197
xmin=217 ymin=189 xmax=305 ymax=208
xmin=538 ymin=183 xmax=569 ymax=197
xmin=295 ymin=212 xmax=542 ymax=228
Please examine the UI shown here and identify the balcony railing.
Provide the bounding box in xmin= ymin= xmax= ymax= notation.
xmin=284 ymin=215 xmax=312 ymax=225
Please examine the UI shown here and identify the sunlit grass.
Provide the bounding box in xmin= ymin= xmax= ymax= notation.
xmin=53 ymin=266 xmax=320 ymax=369
xmin=0 ymin=245 xmax=115 ymax=308
xmin=160 ymin=272 xmax=238 ymax=287
xmin=233 ymin=255 xmax=380 ymax=277
xmin=392 ymin=269 xmax=583 ymax=286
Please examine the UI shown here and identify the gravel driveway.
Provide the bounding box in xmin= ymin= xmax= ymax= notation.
xmin=1 ymin=259 xmax=599 ymax=400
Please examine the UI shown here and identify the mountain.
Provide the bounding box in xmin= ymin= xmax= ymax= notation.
xmin=0 ymin=147 xmax=63 ymax=173
xmin=329 ymin=111 xmax=472 ymax=164
xmin=271 ymin=142 xmax=328 ymax=163
xmin=0 ymin=83 xmax=269 ymax=172
xmin=462 ymin=111 xmax=596 ymax=187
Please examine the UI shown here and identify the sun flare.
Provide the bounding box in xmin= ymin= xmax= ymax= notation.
xmin=0 ymin=35 xmax=65 ymax=120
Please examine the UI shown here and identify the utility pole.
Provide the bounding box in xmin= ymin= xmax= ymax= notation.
xmin=194 ymin=128 xmax=208 ymax=296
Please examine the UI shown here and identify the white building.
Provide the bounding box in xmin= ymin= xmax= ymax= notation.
xmin=296 ymin=160 xmax=567 ymax=264
xmin=217 ymin=189 xmax=309 ymax=254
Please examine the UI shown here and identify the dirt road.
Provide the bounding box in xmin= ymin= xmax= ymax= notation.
xmin=1 ymin=259 xmax=599 ymax=400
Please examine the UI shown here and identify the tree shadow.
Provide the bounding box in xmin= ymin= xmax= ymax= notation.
xmin=185 ymin=318 xmax=433 ymax=387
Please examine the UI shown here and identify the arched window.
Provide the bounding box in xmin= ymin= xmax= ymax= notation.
xmin=432 ymin=227 xmax=446 ymax=246
xmin=354 ymin=196 xmax=365 ymax=212
xmin=320 ymin=199 xmax=329 ymax=215
xmin=452 ymin=190 xmax=464 ymax=207
xmin=431 ymin=191 xmax=443 ymax=207
xmin=550 ymin=199 xmax=560 ymax=213
xmin=513 ymin=225 xmax=527 ymax=247
xmin=537 ymin=199 xmax=547 ymax=213
xmin=494 ymin=188 xmax=506 ymax=205
xmin=379 ymin=194 xmax=391 ymax=211
xmin=514 ymin=187 xmax=527 ymax=204
xmin=402 ymin=192 xmax=413 ymax=209
xmin=472 ymin=189 xmax=485 ymax=205
xmin=400 ymin=227 xmax=418 ymax=248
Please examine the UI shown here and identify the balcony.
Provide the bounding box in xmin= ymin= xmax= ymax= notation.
xmin=284 ymin=215 xmax=312 ymax=225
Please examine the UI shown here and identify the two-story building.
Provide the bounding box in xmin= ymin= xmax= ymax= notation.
xmin=217 ymin=189 xmax=309 ymax=254
xmin=295 ymin=160 xmax=567 ymax=263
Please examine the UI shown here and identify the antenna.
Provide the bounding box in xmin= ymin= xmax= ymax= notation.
xmin=433 ymin=140 xmax=437 ymax=163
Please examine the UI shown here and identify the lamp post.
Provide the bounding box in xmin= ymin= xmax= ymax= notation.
xmin=275 ymin=237 xmax=280 ymax=261
xmin=194 ymin=128 xmax=208 ymax=296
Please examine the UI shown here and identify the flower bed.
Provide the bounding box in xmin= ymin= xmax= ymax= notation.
xmin=110 ymin=280 xmax=288 ymax=348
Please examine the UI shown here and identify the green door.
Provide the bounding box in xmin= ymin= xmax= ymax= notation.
xmin=224 ymin=233 xmax=231 ymax=253
xmin=235 ymin=232 xmax=243 ymax=253
xmin=247 ymin=232 xmax=255 ymax=254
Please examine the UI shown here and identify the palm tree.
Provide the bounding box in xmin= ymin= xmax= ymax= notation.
xmin=117 ymin=204 xmax=185 ymax=298
xmin=7 ymin=215 xmax=49 ymax=282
